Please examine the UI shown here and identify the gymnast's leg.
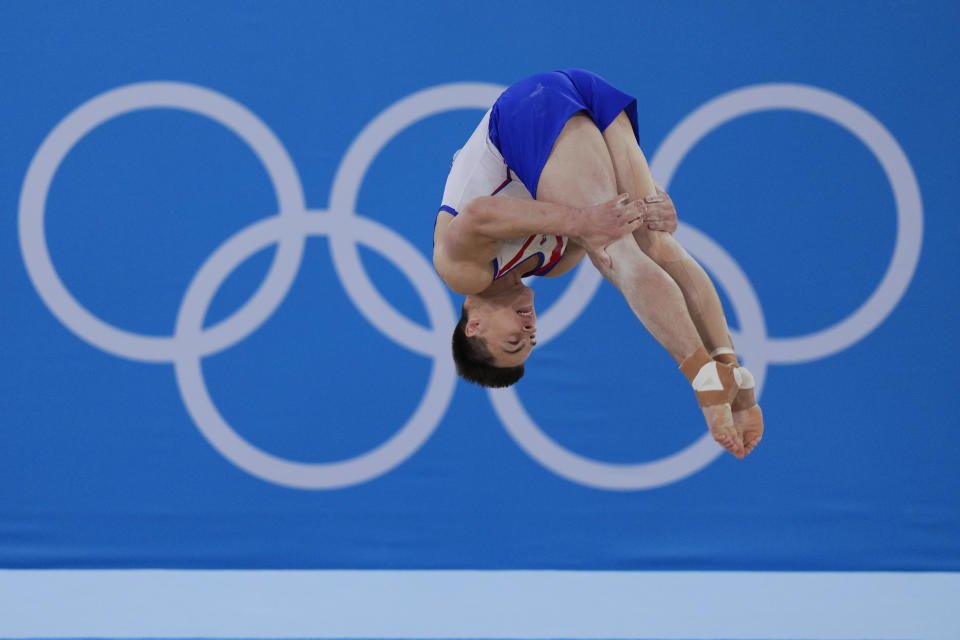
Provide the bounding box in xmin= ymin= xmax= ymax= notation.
xmin=601 ymin=111 xmax=763 ymax=455
xmin=536 ymin=113 xmax=745 ymax=458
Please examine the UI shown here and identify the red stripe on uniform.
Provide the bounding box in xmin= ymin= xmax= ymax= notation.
xmin=547 ymin=235 xmax=565 ymax=267
xmin=534 ymin=236 xmax=565 ymax=275
xmin=490 ymin=167 xmax=511 ymax=196
xmin=497 ymin=235 xmax=537 ymax=278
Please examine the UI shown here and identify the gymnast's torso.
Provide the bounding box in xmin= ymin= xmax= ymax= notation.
xmin=437 ymin=110 xmax=568 ymax=281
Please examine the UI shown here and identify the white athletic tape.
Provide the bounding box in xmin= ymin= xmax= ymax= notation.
xmin=736 ymin=366 xmax=755 ymax=390
xmin=691 ymin=362 xmax=723 ymax=392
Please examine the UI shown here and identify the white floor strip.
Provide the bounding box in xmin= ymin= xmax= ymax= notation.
xmin=0 ymin=570 xmax=956 ymax=639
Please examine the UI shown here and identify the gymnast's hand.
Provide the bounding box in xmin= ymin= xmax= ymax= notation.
xmin=639 ymin=187 xmax=678 ymax=234
xmin=571 ymin=194 xmax=644 ymax=268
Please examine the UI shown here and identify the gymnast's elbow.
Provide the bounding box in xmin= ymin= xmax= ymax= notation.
xmin=433 ymin=251 xmax=484 ymax=296
xmin=438 ymin=267 xmax=486 ymax=296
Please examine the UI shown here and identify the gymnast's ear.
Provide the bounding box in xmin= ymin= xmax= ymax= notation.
xmin=464 ymin=316 xmax=482 ymax=337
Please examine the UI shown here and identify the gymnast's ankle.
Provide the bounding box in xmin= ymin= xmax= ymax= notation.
xmin=679 ymin=346 xmax=740 ymax=407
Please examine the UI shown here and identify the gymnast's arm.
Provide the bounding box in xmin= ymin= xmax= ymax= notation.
xmin=450 ymin=195 xmax=584 ymax=241
xmin=433 ymin=196 xmax=581 ymax=293
xmin=433 ymin=194 xmax=642 ymax=292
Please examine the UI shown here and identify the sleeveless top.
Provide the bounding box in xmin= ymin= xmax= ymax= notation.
xmin=439 ymin=110 xmax=567 ymax=280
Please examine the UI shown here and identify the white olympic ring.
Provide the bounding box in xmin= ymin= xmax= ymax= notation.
xmin=18 ymin=82 xmax=308 ymax=362
xmin=18 ymin=80 xmax=922 ymax=490
xmin=173 ymin=214 xmax=455 ymax=488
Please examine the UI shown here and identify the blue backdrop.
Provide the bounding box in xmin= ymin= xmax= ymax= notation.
xmin=1 ymin=0 xmax=958 ymax=578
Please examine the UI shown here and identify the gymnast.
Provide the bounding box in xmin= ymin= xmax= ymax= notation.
xmin=433 ymin=69 xmax=763 ymax=458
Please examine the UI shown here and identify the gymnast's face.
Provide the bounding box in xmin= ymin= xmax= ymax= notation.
xmin=464 ymin=281 xmax=537 ymax=368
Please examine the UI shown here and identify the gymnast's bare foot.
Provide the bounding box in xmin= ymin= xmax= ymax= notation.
xmin=703 ymin=403 xmax=745 ymax=459
xmin=680 ymin=347 xmax=744 ymax=459
xmin=732 ymin=385 xmax=763 ymax=456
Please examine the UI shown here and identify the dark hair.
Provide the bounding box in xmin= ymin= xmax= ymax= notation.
xmin=452 ymin=304 xmax=524 ymax=388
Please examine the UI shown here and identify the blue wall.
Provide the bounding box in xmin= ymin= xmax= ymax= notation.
xmin=1 ymin=0 xmax=958 ymax=577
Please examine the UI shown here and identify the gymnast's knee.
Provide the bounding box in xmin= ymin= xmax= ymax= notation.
xmin=635 ymin=228 xmax=686 ymax=266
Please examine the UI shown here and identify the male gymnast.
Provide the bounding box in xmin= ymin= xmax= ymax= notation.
xmin=432 ymin=69 xmax=763 ymax=458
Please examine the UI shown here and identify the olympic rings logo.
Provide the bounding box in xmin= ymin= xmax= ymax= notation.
xmin=18 ymin=81 xmax=922 ymax=490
